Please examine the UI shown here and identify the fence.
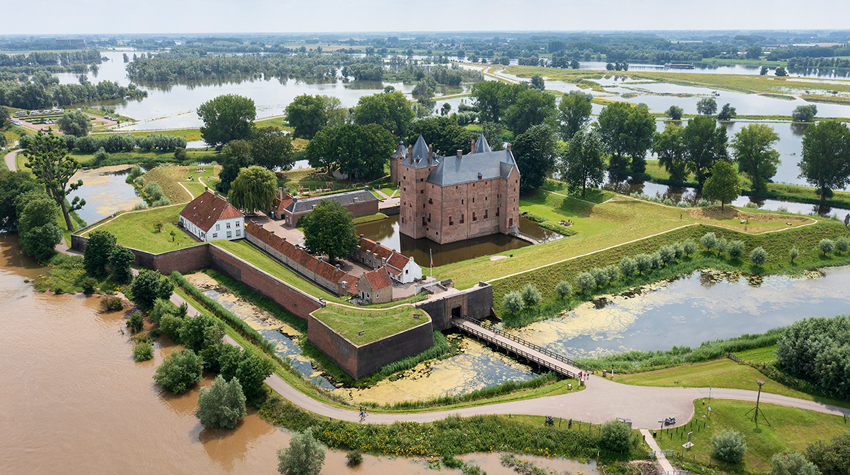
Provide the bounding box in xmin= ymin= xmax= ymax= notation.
xmin=727 ymin=353 xmax=743 ymax=364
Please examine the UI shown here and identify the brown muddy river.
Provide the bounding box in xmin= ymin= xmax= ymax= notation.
xmin=0 ymin=235 xmax=596 ymax=474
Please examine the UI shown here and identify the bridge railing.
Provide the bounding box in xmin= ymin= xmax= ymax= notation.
xmin=454 ymin=315 xmax=594 ymax=373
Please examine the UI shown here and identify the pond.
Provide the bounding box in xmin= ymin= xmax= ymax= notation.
xmin=512 ymin=266 xmax=850 ymax=359
xmin=355 ymin=214 xmax=561 ymax=268
xmin=66 ymin=164 xmax=145 ymax=225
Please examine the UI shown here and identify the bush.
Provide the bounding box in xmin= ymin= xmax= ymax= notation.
xmin=109 ymin=246 xmax=135 ymax=285
xmin=555 ymin=280 xmax=572 ymax=299
xmin=150 ymin=298 xmax=177 ymax=325
xmin=716 ymin=237 xmax=728 ymax=255
xmin=131 ymin=269 xmax=173 ymax=310
xmin=575 ymin=271 xmax=596 ymax=294
xmin=134 ymin=176 xmax=146 ymax=187
xmin=160 ymin=313 xmax=185 ymax=342
xmin=133 ymin=342 xmax=154 ymax=362
xmin=750 ymin=246 xmax=768 ymax=266
xmin=672 ymin=242 xmax=685 ymax=259
xmin=728 ymin=240 xmax=745 ymax=259
xmin=81 ymin=276 xmax=98 ymax=295
xmin=520 ymin=283 xmax=542 ymax=308
xmin=145 ymin=182 xmax=164 ymax=201
xmin=776 ymin=315 xmax=850 ymax=399
xmin=129 ymin=164 xmax=143 ymax=180
xmin=152 ymin=197 xmax=171 ymax=207
xmin=277 ymin=427 xmax=326 ymax=475
xmin=790 ymin=246 xmax=799 ymax=263
xmin=153 ymin=349 xmax=203 ymax=394
xmin=701 ymin=232 xmax=717 ymax=252
xmin=819 ymin=239 xmax=835 ymax=255
xmin=697 ymin=198 xmax=711 ymax=207
xmin=127 ymin=312 xmax=145 ymax=333
xmin=663 ymin=198 xmax=674 ymax=206
xmin=502 ymin=291 xmax=524 ymax=314
xmin=84 ymin=230 xmax=116 ymax=278
xmin=346 ymin=450 xmax=363 ymax=467
xmin=101 ymin=296 xmax=123 ymax=311
xmin=806 ymin=432 xmax=850 ymax=475
xmin=650 ymin=251 xmax=663 ymax=269
xmin=174 ymin=147 xmax=188 ymax=161
xmin=600 ymin=419 xmax=633 ymax=453
xmin=768 ymin=452 xmax=821 ymax=475
xmin=658 ymin=245 xmax=675 ymax=264
xmin=589 ymin=267 xmax=609 ymax=287
xmin=682 ymin=239 xmax=697 ymax=256
xmin=711 ymin=429 xmax=747 ymax=464
xmin=836 ymin=236 xmax=850 ymax=253
xmin=604 ymin=264 xmax=619 ymax=284
xmin=196 ymin=374 xmax=247 ymax=429
xmin=619 ymin=257 xmax=636 ymax=277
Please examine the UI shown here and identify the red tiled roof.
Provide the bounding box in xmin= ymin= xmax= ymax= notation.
xmin=374 ymin=246 xmax=394 ymax=262
xmin=364 ymin=267 xmax=392 ymax=291
xmin=273 ymin=195 xmax=293 ymax=212
xmin=387 ymin=252 xmax=410 ymax=270
xmin=180 ymin=191 xmax=244 ymax=232
xmin=385 ymin=266 xmax=402 ymax=278
xmin=316 ymin=260 xmax=347 ymax=284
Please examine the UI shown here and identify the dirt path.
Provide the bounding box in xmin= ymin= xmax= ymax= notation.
xmin=4 ymin=149 xmax=22 ymax=172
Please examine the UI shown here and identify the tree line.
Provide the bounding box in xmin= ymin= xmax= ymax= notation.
xmin=0 ymin=77 xmax=147 ymax=110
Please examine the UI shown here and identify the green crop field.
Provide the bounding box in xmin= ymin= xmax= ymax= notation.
xmin=80 ymin=205 xmax=197 ymax=253
xmin=313 ymin=305 xmax=429 ymax=345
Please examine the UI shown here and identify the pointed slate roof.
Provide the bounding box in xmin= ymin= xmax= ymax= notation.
xmin=473 ymin=134 xmax=491 ymax=154
xmin=406 ymin=135 xmax=432 ymax=169
xmin=426 ymin=149 xmax=518 ymax=187
xmin=391 ymin=141 xmax=407 ymax=159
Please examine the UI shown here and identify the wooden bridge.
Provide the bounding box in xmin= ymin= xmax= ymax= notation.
xmin=451 ymin=316 xmax=593 ymax=380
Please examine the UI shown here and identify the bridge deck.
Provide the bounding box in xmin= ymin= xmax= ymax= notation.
xmin=451 ymin=317 xmax=589 ymax=380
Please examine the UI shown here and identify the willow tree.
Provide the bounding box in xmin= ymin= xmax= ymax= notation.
xmin=24 ymin=133 xmax=85 ymax=232
xmin=228 ymin=166 xmax=277 ymax=214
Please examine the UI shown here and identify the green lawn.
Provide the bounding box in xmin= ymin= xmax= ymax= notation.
xmin=81 ymin=205 xmax=198 ymax=253
xmin=312 ymin=305 xmax=429 ymax=345
xmin=182 ymin=182 xmax=208 ymax=199
xmin=141 ymin=164 xmax=221 ymax=203
xmin=655 ymin=400 xmax=849 ymax=474
xmin=734 ymin=346 xmax=778 ymax=364
xmin=540 ymin=179 xmax=615 ymax=204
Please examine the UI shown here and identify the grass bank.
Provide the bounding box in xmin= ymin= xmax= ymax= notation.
xmin=311 ymin=305 xmax=429 ymax=346
xmin=80 ymin=204 xmax=196 ymax=253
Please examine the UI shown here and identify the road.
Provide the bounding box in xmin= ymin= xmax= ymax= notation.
xmin=4 ymin=149 xmax=22 ymax=172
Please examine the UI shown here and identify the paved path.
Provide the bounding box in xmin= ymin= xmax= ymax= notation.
xmin=4 ymin=149 xmax=22 ymax=172
xmin=641 ymin=429 xmax=675 ymax=473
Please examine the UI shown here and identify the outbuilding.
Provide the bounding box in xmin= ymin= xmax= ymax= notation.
xmin=178 ymin=189 xmax=245 ymax=241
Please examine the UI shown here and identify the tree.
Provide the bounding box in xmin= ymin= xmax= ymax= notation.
xmin=407 ymin=115 xmax=477 ymax=155
xmin=750 ymin=246 xmax=768 ymax=266
xmin=575 ymin=272 xmax=596 ymax=294
xmin=798 ymin=121 xmax=850 ymax=202
xmin=790 ymin=246 xmax=799 ymax=263
xmin=305 ymin=124 xmax=395 ymax=180
xmin=277 ymin=428 xmax=326 ymax=475
xmin=84 ymin=230 xmax=116 ymax=278
xmin=717 ymin=103 xmax=737 ymax=121
xmin=352 ymin=91 xmax=414 ymax=138
xmin=732 ymin=123 xmax=781 ymax=193
xmin=619 ymin=257 xmax=637 ymax=277
xmin=24 ymin=133 xmax=85 ymax=231
xmin=760 ymin=66 xmax=769 ymax=76
xmin=701 ymin=232 xmax=717 ymax=252
xmin=520 ymin=284 xmax=542 ymax=308
xmin=665 ymin=105 xmax=683 ymax=120
xmin=503 ymin=89 xmax=556 ymax=135
xmin=529 ymin=74 xmax=545 ymax=91
xmin=250 ymin=126 xmax=295 ymax=171
xmin=234 ymin=351 xmax=275 ymax=404
xmin=153 ymin=349 xmax=203 ymax=394
xmin=229 ymin=166 xmax=277 ymax=214
xmin=285 ymin=94 xmax=328 ymax=139
xmin=555 ymin=281 xmax=572 ymax=299
xmin=806 ymin=432 xmax=850 ymax=475
xmin=596 ymin=101 xmax=632 ymax=169
xmin=195 ymin=375 xmax=247 ymax=429
xmin=303 ymin=199 xmax=358 ymax=262
xmin=57 ymin=110 xmax=92 ymax=137
xmin=0 ymin=171 xmax=39 ymax=231
xmin=109 ymin=246 xmax=135 ymax=285
xmin=17 ymin=197 xmax=62 ymax=262
xmin=819 ymin=238 xmax=835 ymax=255
xmin=711 ymin=429 xmax=747 ymax=464
xmin=746 ymin=46 xmax=763 ymax=60
xmin=218 ymin=139 xmax=253 ymax=193
xmin=562 ymin=127 xmax=605 ymax=197
xmin=180 ymin=313 xmax=223 ymax=354
xmin=600 ymin=419 xmax=632 ymax=453
xmin=131 ymin=269 xmax=174 ymax=310
xmin=0 ymin=106 xmax=8 ymax=127
xmin=775 ymin=66 xmax=788 ymax=77
xmin=702 ymin=160 xmax=740 ymax=210
xmin=197 ymin=94 xmax=257 ymax=148
xmin=697 ymin=97 xmax=717 ymax=116
xmin=470 ymin=81 xmax=524 ymax=123
xmin=683 ymin=115 xmax=729 ymax=187
xmin=502 ymin=291 xmax=524 ymax=314
xmin=792 ymin=105 xmax=818 ymax=123
xmin=769 ymin=452 xmax=821 ymax=475
xmin=652 ymin=123 xmax=688 ymax=183
xmin=558 ymin=91 xmax=593 ymax=141
xmin=513 ymin=124 xmax=559 ymax=194
xmin=624 ymin=103 xmax=655 ymax=173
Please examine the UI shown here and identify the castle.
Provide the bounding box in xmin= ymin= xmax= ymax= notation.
xmin=391 ymin=134 xmax=521 ymax=244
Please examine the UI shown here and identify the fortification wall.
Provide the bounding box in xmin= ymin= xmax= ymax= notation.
xmin=417 ymin=282 xmax=493 ymax=330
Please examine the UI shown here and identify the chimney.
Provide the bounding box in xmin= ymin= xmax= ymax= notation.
xmin=204 ymin=185 xmax=209 ymax=193
xmin=457 ymin=149 xmax=462 ymax=159
xmin=470 ymin=139 xmax=476 ymax=154
xmin=407 ymin=144 xmax=413 ymax=160
xmin=428 ymin=144 xmax=432 ymax=155
xmin=507 ymin=143 xmax=512 ymax=152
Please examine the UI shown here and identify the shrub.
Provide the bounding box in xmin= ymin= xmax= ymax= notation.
xmin=520 ymin=283 xmax=542 ymax=308
xmin=768 ymin=452 xmax=821 ymax=475
xmin=109 ymin=246 xmax=135 ymax=285
xmin=672 ymin=242 xmax=685 ymax=259
xmin=662 ymin=198 xmax=674 ymax=206
xmin=678 ymin=201 xmax=690 ymax=208
xmin=555 ymin=280 xmax=572 ymax=299
xmin=750 ymin=246 xmax=768 ymax=266
xmin=619 ymin=256 xmax=637 ymax=277
xmin=131 ymin=269 xmax=173 ymax=310
xmin=589 ymin=267 xmax=609 ymax=287
xmin=658 ymin=245 xmax=675 ymax=264
xmin=806 ymin=432 xmax=850 ymax=475
xmin=134 ymin=176 xmax=146 ymax=187
xmin=150 ymin=298 xmax=177 ymax=325
xmin=790 ymin=246 xmax=799 ymax=263
xmin=716 ymin=237 xmax=728 ymax=255
xmin=277 ymin=427 xmax=326 ymax=475
xmin=133 ymin=202 xmax=148 ymax=210
xmin=502 ymin=291 xmax=524 ymax=314
xmin=145 ymin=182 xmax=164 ymax=201
xmin=819 ymin=239 xmax=835 ymax=255
xmin=575 ymin=271 xmax=596 ymax=294
xmin=129 ymin=164 xmax=143 ymax=180
xmin=836 ymin=236 xmax=850 ymax=253
xmin=604 ymin=264 xmax=619 ymax=284
xmin=776 ymin=315 xmax=850 ymax=400
xmin=711 ymin=429 xmax=747 ymax=464
xmin=634 ymin=253 xmax=652 ymax=274
xmin=683 ymin=239 xmax=697 ymax=256
xmin=133 ymin=342 xmax=154 ymax=362
xmin=728 ymin=240 xmax=745 ymax=259
xmin=701 ymin=232 xmax=717 ymax=252
xmin=81 ymin=276 xmax=98 ymax=295
xmin=127 ymin=312 xmax=145 ymax=333
xmin=346 ymin=450 xmax=363 ymax=467
xmin=180 ymin=313 xmax=223 ymax=352
xmin=160 ymin=313 xmax=185 ymax=342
xmin=84 ymin=230 xmax=116 ymax=278
xmin=153 ymin=349 xmax=203 ymax=394
xmin=152 ymin=197 xmax=171 ymax=207
xmin=101 ymin=296 xmax=124 ymax=311
xmin=196 ymin=374 xmax=247 ymax=429
xmin=697 ymin=198 xmax=711 ymax=207
xmin=600 ymin=419 xmax=633 ymax=453
xmin=650 ymin=251 xmax=663 ymax=269
xmin=174 ymin=147 xmax=188 ymax=161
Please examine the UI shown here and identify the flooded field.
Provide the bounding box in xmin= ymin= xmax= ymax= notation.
xmin=66 ymin=164 xmax=145 ymax=225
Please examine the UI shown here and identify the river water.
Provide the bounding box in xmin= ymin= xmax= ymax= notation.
xmin=0 ymin=234 xmax=597 ymax=474
xmin=66 ymin=164 xmax=145 ymax=225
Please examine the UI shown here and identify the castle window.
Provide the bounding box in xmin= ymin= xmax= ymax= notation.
xmin=449 ymin=217 xmax=453 ymax=225
xmin=403 ymin=176 xmax=406 ymax=180
xmin=403 ymin=187 xmax=406 ymax=191
xmin=485 ymin=196 xmax=488 ymax=201
xmin=460 ymin=214 xmax=465 ymax=224
xmin=496 ymin=207 xmax=500 ymax=217
xmin=485 ymin=210 xmax=488 ymax=219
xmin=420 ymin=178 xmax=424 ymax=182
xmin=472 ymin=197 xmax=475 ymax=203
xmin=420 ymin=190 xmax=423 ymax=194
xmin=472 ymin=212 xmax=477 ymax=222
xmin=423 ymin=204 xmax=425 ymax=209
xmin=461 ymin=199 xmax=464 ymax=205
xmin=428 ymin=213 xmax=431 ymax=223
xmin=422 ymin=217 xmax=426 ymax=226
xmin=428 ymin=198 xmax=432 ymax=204
xmin=402 ymin=217 xmax=405 ymax=223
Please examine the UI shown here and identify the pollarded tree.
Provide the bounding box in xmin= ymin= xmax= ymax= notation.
xmin=557 ymin=90 xmax=593 ymax=141
xmin=750 ymin=246 xmax=768 ymax=266
xmin=683 ymin=115 xmax=729 ymax=187
xmin=277 ymin=428 xmax=326 ymax=475
xmin=555 ymin=281 xmax=572 ymax=299
xmin=520 ymin=284 xmax=542 ymax=308
xmin=575 ymin=272 xmax=596 ymax=294
xmin=561 ymin=127 xmax=605 ymax=197
xmin=302 ymin=199 xmax=359 ymax=263
xmin=195 ymin=375 xmax=247 ymax=430
xmin=702 ymin=160 xmax=741 ymax=210
xmin=513 ymin=124 xmax=559 ymax=194
xmin=798 ymin=121 xmax=850 ymax=202
xmin=502 ymin=291 xmax=525 ymax=314
xmin=697 ymin=97 xmax=717 ymax=116
xmin=197 ymin=94 xmax=257 ymax=148
xmin=652 ymin=122 xmax=688 ymax=183
xmin=732 ymin=123 xmax=781 ymax=193
xmin=57 ymin=110 xmax=92 ymax=137
xmin=229 ymin=166 xmax=277 ymax=214
xmin=84 ymin=230 xmax=116 ymax=278
xmin=24 ymin=133 xmax=85 ymax=232
xmin=250 ymin=126 xmax=295 ymax=171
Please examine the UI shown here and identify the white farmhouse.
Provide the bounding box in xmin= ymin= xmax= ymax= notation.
xmin=178 ymin=189 xmax=245 ymax=242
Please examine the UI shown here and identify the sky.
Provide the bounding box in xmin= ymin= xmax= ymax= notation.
xmin=4 ymin=0 xmax=850 ymax=35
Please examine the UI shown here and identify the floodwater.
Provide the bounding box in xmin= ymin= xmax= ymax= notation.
xmin=356 ymin=215 xmax=561 ymax=267
xmin=66 ymin=164 xmax=145 ymax=225
xmin=515 ymin=266 xmax=850 ymax=359
xmin=182 ymin=272 xmax=540 ymax=406
xmin=0 ymin=233 xmax=596 ymax=474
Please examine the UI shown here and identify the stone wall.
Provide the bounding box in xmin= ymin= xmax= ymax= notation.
xmin=71 ymin=234 xmax=210 ymax=274
xmin=417 ymin=282 xmax=493 ymax=330
xmin=307 ymin=313 xmax=434 ymax=380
